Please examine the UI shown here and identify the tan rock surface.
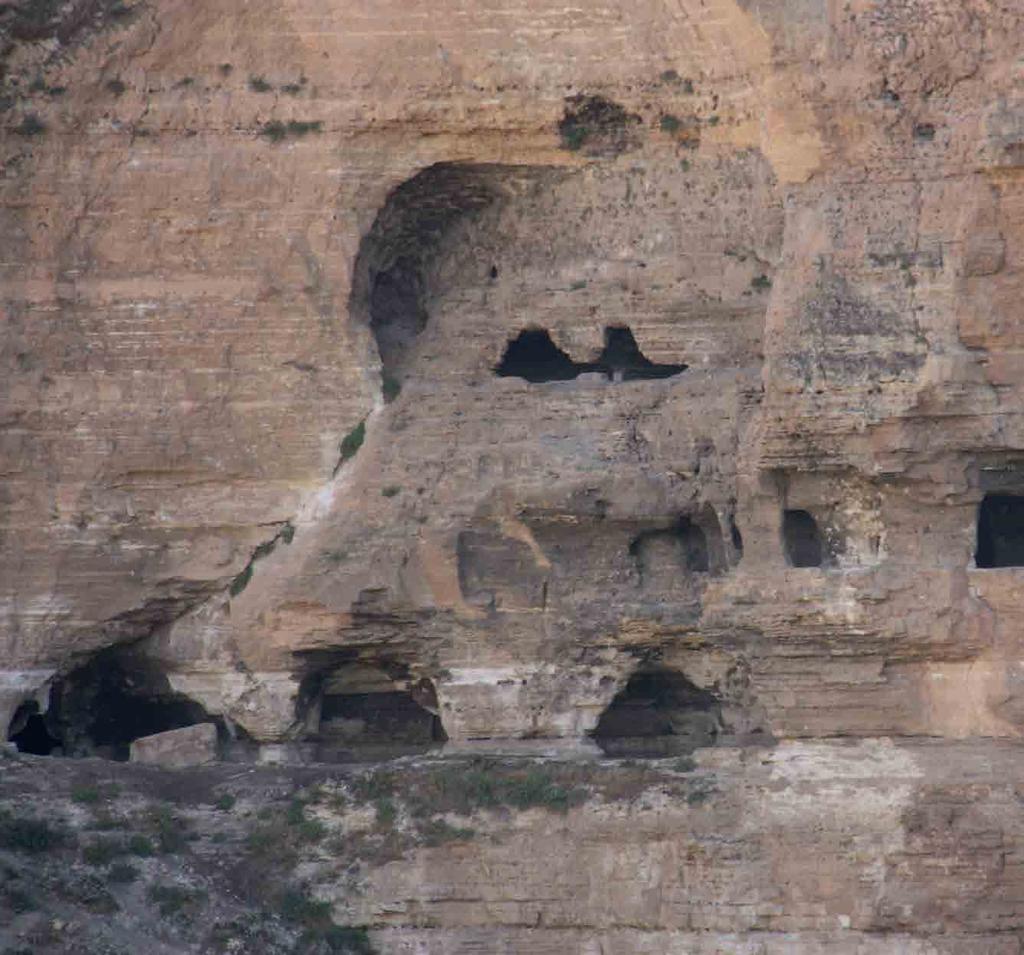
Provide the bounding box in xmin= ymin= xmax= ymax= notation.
xmin=4 ymin=0 xmax=1024 ymax=947
xmin=128 ymin=721 xmax=217 ymax=767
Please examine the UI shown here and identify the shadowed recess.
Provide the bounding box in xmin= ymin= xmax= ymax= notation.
xmin=782 ymin=509 xmax=824 ymax=568
xmin=494 ymin=329 xmax=588 ymax=382
xmin=7 ymin=700 xmax=62 ymax=755
xmin=496 ymin=326 xmax=686 ymax=383
xmin=351 ymin=163 xmax=561 ymax=389
xmin=593 ymin=668 xmax=724 ymax=758
xmin=23 ymin=649 xmax=231 ymax=761
xmin=598 ymin=327 xmax=687 ymax=381
xmin=301 ymin=660 xmax=447 ymax=763
xmin=629 ymin=517 xmax=710 ymax=580
xmin=976 ymin=494 xmax=1024 ymax=568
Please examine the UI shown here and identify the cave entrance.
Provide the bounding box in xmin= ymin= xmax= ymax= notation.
xmin=495 ymin=325 xmax=686 ymax=384
xmin=307 ymin=663 xmax=446 ymax=763
xmin=597 ymin=327 xmax=687 ymax=381
xmin=47 ymin=650 xmax=219 ymax=760
xmin=369 ymin=255 xmax=427 ymax=378
xmin=592 ymin=668 xmax=724 ymax=758
xmin=782 ymin=509 xmax=824 ymax=568
xmin=494 ymin=328 xmax=589 ymax=382
xmin=353 ymin=163 xmax=538 ymax=395
xmin=976 ymin=494 xmax=1024 ymax=568
xmin=630 ymin=517 xmax=710 ymax=582
xmin=7 ymin=701 xmax=62 ymax=755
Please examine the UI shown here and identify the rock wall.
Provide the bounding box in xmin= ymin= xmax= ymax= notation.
xmin=4 ymin=0 xmax=1024 ymax=947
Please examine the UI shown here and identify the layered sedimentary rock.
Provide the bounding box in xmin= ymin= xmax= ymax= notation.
xmin=4 ymin=0 xmax=1024 ymax=947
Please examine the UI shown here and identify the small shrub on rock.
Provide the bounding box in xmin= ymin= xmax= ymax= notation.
xmin=0 ymin=811 xmax=69 ymax=853
xmin=147 ymin=882 xmax=206 ymax=917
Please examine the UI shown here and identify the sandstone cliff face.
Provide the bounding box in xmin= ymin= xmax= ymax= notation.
xmin=4 ymin=0 xmax=1024 ymax=948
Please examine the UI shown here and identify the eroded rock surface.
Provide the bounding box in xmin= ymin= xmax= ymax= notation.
xmin=4 ymin=0 xmax=1024 ymax=948
xmin=129 ymin=722 xmax=217 ymax=768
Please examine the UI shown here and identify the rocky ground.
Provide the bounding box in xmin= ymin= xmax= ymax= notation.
xmin=5 ymin=740 xmax=1024 ymax=954
xmin=1 ymin=746 xmax=706 ymax=954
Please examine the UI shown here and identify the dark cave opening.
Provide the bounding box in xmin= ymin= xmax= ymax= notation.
xmin=976 ymin=494 xmax=1024 ymax=568
xmin=494 ymin=328 xmax=590 ymax=382
xmin=304 ymin=662 xmax=446 ymax=762
xmin=49 ymin=651 xmax=218 ymax=760
xmin=630 ymin=517 xmax=711 ymax=580
xmin=495 ymin=325 xmax=686 ymax=384
xmin=369 ymin=255 xmax=428 ymax=377
xmin=597 ymin=326 xmax=687 ymax=381
xmin=592 ymin=668 xmax=724 ymax=758
xmin=782 ymin=509 xmax=824 ymax=568
xmin=353 ymin=163 xmax=530 ymax=390
xmin=7 ymin=701 xmax=62 ymax=755
xmin=729 ymin=517 xmax=744 ymax=556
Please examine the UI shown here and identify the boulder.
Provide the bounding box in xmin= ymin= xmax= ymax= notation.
xmin=129 ymin=723 xmax=218 ymax=769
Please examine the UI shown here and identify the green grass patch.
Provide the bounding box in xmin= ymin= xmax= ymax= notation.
xmin=418 ymin=818 xmax=474 ymax=846
xmin=261 ymin=120 xmax=287 ymax=141
xmin=278 ymin=885 xmax=331 ymax=926
xmin=686 ymin=780 xmax=715 ymax=805
xmin=560 ymin=123 xmax=588 ymax=151
xmin=0 ymin=811 xmax=69 ymax=853
xmin=82 ymin=837 xmax=126 ymax=866
xmin=278 ymin=886 xmax=374 ymax=952
xmin=382 ymin=373 xmax=401 ymax=403
xmin=230 ymin=526 xmax=290 ymax=596
xmin=286 ymin=799 xmax=307 ymax=826
xmin=337 ymin=419 xmax=366 ymax=467
xmin=127 ymin=833 xmax=155 ymax=857
xmin=287 ymin=798 xmax=328 ymax=842
xmin=71 ymin=784 xmax=103 ymax=805
xmin=286 ymin=119 xmax=322 ymax=136
xmin=145 ymin=805 xmax=190 ymax=854
xmin=659 ymin=70 xmax=694 ymax=93
xmin=89 ymin=810 xmax=123 ymax=830
xmin=557 ymin=94 xmax=640 ymax=155
xmin=260 ymin=119 xmax=323 ymax=141
xmin=246 ymin=818 xmax=299 ymax=870
xmin=373 ymin=799 xmax=397 ymax=829
xmin=252 ymin=537 xmax=279 ymax=562
xmin=12 ymin=113 xmax=46 ymax=136
xmin=229 ymin=561 xmax=254 ymax=597
xmin=672 ymin=755 xmax=697 ymax=773
xmin=4 ymin=884 xmax=37 ymax=913
xmin=147 ymin=883 xmax=206 ymax=917
xmin=659 ymin=113 xmax=681 ymax=133
xmin=350 ymin=772 xmax=395 ymax=803
xmin=322 ymin=926 xmax=375 ymax=953
xmin=107 ymin=861 xmax=139 ymax=884
xmin=353 ymin=761 xmax=585 ymax=819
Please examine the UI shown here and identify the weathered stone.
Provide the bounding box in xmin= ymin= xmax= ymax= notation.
xmin=128 ymin=723 xmax=217 ymax=768
xmin=3 ymin=0 xmax=1024 ymax=948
